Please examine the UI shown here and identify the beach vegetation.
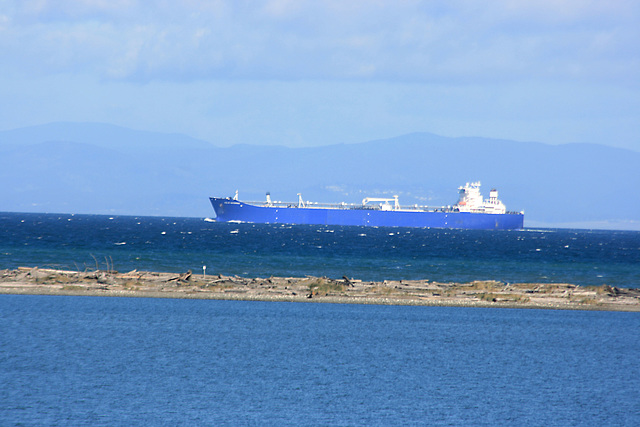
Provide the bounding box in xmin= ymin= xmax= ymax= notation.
xmin=200 ymin=282 xmax=235 ymax=291
xmin=87 ymin=254 xmax=116 ymax=274
xmin=62 ymin=285 xmax=86 ymax=291
xmin=366 ymin=285 xmax=395 ymax=296
xmin=53 ymin=274 xmax=74 ymax=284
xmin=478 ymin=292 xmax=530 ymax=303
xmin=464 ymin=280 xmax=502 ymax=291
xmin=122 ymin=281 xmax=141 ymax=289
xmin=307 ymin=278 xmax=345 ymax=296
xmin=593 ymin=285 xmax=617 ymax=296
xmin=577 ymin=296 xmax=601 ymax=305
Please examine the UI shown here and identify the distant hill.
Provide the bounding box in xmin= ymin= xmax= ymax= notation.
xmin=0 ymin=122 xmax=214 ymax=153
xmin=0 ymin=122 xmax=638 ymax=230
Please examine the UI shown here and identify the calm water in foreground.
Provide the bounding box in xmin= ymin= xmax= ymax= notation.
xmin=1 ymin=295 xmax=639 ymax=425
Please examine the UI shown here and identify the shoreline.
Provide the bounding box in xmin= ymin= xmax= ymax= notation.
xmin=2 ymin=267 xmax=639 ymax=312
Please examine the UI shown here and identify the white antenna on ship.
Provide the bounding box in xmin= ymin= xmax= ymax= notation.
xmin=233 ymin=190 xmax=238 ymax=200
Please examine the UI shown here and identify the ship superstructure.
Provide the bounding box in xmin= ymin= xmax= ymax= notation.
xmin=456 ymin=182 xmax=506 ymax=214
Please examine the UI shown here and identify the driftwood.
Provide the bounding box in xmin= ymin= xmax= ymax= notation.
xmin=168 ymin=270 xmax=192 ymax=283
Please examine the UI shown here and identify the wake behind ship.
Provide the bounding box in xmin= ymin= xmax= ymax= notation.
xmin=210 ymin=182 xmax=524 ymax=230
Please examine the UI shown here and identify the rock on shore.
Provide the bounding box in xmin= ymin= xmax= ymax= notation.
xmin=1 ymin=267 xmax=639 ymax=312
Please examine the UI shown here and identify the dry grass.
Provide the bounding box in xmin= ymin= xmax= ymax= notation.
xmin=62 ymin=285 xmax=86 ymax=291
xmin=577 ymin=297 xmax=601 ymax=305
xmin=366 ymin=285 xmax=396 ymax=296
xmin=122 ymin=281 xmax=142 ymax=290
xmin=463 ymin=280 xmax=503 ymax=291
xmin=307 ymin=278 xmax=345 ymax=296
xmin=593 ymin=285 xmax=615 ymax=295
xmin=477 ymin=292 xmax=531 ymax=303
xmin=200 ymin=283 xmax=235 ymax=292
xmin=51 ymin=274 xmax=76 ymax=284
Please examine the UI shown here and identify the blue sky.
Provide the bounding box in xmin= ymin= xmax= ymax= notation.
xmin=1 ymin=0 xmax=638 ymax=150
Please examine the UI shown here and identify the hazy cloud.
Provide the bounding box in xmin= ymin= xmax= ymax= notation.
xmin=1 ymin=0 xmax=638 ymax=151
xmin=2 ymin=0 xmax=638 ymax=84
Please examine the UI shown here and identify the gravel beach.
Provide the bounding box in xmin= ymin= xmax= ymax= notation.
xmin=2 ymin=267 xmax=639 ymax=312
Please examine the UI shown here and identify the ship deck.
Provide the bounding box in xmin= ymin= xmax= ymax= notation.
xmin=240 ymin=200 xmax=522 ymax=215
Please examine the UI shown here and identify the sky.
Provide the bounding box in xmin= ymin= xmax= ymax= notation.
xmin=1 ymin=0 xmax=639 ymax=150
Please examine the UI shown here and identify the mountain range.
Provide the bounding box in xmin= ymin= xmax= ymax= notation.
xmin=1 ymin=122 xmax=638 ymax=230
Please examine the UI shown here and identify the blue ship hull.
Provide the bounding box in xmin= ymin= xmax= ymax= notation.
xmin=210 ymin=198 xmax=524 ymax=230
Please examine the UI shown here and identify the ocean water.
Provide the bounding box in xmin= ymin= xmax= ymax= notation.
xmin=1 ymin=212 xmax=639 ymax=287
xmin=1 ymin=295 xmax=639 ymax=425
xmin=1 ymin=213 xmax=640 ymax=425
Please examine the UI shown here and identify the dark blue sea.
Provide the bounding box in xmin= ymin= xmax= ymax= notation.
xmin=1 ymin=212 xmax=639 ymax=287
xmin=1 ymin=212 xmax=640 ymax=425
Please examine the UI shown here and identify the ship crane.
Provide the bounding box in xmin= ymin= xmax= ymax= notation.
xmin=362 ymin=196 xmax=400 ymax=210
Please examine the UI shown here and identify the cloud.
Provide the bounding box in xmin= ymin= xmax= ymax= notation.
xmin=1 ymin=0 xmax=638 ymax=85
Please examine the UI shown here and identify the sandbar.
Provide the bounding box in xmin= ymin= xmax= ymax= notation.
xmin=1 ymin=267 xmax=639 ymax=312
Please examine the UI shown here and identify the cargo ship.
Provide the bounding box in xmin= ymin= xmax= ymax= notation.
xmin=209 ymin=182 xmax=524 ymax=230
